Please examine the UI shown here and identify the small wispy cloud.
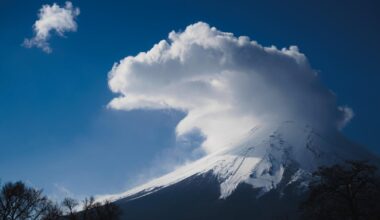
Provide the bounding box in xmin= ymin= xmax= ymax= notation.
xmin=23 ymin=1 xmax=80 ymax=53
xmin=50 ymin=183 xmax=85 ymax=203
xmin=53 ymin=183 xmax=74 ymax=198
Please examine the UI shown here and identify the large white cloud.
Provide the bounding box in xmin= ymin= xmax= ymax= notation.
xmin=108 ymin=22 xmax=352 ymax=154
xmin=23 ymin=1 xmax=80 ymax=53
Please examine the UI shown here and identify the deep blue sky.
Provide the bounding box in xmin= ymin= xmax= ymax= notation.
xmin=0 ymin=0 xmax=379 ymax=199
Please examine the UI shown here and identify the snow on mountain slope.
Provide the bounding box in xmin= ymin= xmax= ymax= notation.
xmin=99 ymin=121 xmax=373 ymax=202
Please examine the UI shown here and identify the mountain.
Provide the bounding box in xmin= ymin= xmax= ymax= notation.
xmin=101 ymin=121 xmax=376 ymax=220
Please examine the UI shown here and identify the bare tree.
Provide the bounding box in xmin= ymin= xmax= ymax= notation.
xmin=61 ymin=198 xmax=78 ymax=220
xmin=81 ymin=196 xmax=95 ymax=220
xmin=41 ymin=202 xmax=62 ymax=220
xmin=93 ymin=200 xmax=121 ymax=220
xmin=0 ymin=181 xmax=50 ymax=220
xmin=300 ymin=160 xmax=380 ymax=220
xmin=79 ymin=197 xmax=121 ymax=220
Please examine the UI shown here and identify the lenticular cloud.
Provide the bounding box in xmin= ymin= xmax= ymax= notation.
xmin=108 ymin=22 xmax=352 ymax=153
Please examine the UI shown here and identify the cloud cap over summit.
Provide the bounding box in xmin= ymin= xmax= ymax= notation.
xmin=108 ymin=22 xmax=352 ymax=153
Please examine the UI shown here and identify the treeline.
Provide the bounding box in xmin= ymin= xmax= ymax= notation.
xmin=1 ymin=160 xmax=380 ymax=220
xmin=0 ymin=181 xmax=121 ymax=220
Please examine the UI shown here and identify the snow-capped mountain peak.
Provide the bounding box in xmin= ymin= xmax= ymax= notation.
xmin=99 ymin=121 xmax=373 ymax=202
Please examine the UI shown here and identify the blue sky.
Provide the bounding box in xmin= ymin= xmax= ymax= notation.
xmin=0 ymin=0 xmax=379 ymax=199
